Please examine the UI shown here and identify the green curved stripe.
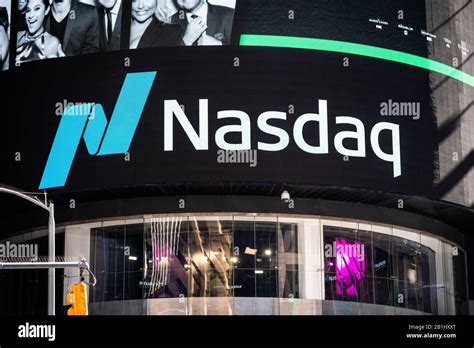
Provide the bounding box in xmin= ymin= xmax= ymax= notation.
xmin=239 ymin=34 xmax=474 ymax=87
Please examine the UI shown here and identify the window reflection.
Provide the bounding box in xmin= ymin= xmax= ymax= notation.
xmin=372 ymin=232 xmax=395 ymax=307
xmin=392 ymin=237 xmax=423 ymax=312
xmin=453 ymin=249 xmax=468 ymax=314
xmin=323 ymin=225 xmax=437 ymax=313
xmin=324 ymin=227 xmax=369 ymax=303
xmin=87 ymin=215 xmax=460 ymax=315
xmin=189 ymin=218 xmax=234 ymax=298
xmin=278 ymin=222 xmax=299 ymax=298
xmin=145 ymin=217 xmax=189 ymax=299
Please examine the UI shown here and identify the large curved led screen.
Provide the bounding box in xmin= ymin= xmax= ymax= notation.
xmin=0 ymin=0 xmax=472 ymax=208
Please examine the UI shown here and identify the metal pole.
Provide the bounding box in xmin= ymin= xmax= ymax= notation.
xmin=0 ymin=261 xmax=87 ymax=269
xmin=48 ymin=202 xmax=55 ymax=316
xmin=0 ymin=186 xmax=59 ymax=316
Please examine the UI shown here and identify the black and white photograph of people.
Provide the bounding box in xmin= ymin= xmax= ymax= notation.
xmin=134 ymin=0 xmax=235 ymax=47
xmin=97 ymin=0 xmax=122 ymax=51
xmin=171 ymin=0 xmax=235 ymax=46
xmin=15 ymin=0 xmax=116 ymax=63
xmin=129 ymin=0 xmax=182 ymax=49
xmin=45 ymin=0 xmax=100 ymax=56
xmin=12 ymin=0 xmax=236 ymax=64
xmin=16 ymin=0 xmax=65 ymax=63
xmin=0 ymin=1 xmax=9 ymax=70
xmin=129 ymin=0 xmax=234 ymax=49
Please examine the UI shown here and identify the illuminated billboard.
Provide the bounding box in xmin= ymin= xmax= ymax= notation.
xmin=0 ymin=0 xmax=472 ymax=209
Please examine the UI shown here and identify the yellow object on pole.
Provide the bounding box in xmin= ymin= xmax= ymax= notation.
xmin=66 ymin=282 xmax=88 ymax=315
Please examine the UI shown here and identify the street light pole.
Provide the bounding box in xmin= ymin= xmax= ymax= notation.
xmin=0 ymin=185 xmax=56 ymax=315
xmin=48 ymin=201 xmax=55 ymax=315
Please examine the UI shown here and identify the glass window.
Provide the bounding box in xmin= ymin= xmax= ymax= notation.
xmin=145 ymin=218 xmax=189 ymax=299
xmin=392 ymin=236 xmax=423 ymax=312
xmin=356 ymin=228 xmax=374 ymax=304
xmin=255 ymin=221 xmax=277 ymax=270
xmin=233 ymin=220 xmax=255 ymax=270
xmin=255 ymin=220 xmax=278 ymax=297
xmin=91 ymin=222 xmax=144 ymax=302
xmin=232 ymin=219 xmax=256 ymax=297
xmin=200 ymin=218 xmax=234 ymax=297
xmin=91 ymin=224 xmax=126 ymax=302
xmin=323 ymin=225 xmax=438 ymax=314
xmin=278 ymin=222 xmax=299 ymax=298
xmin=85 ymin=215 xmax=463 ymax=316
xmin=324 ymin=226 xmax=370 ymax=304
xmin=420 ymin=244 xmax=437 ymax=314
xmin=372 ymin=231 xmax=395 ymax=308
xmin=453 ymin=248 xmax=468 ymax=315
xmin=233 ymin=269 xmax=255 ymax=297
xmin=256 ymin=270 xmax=278 ymax=297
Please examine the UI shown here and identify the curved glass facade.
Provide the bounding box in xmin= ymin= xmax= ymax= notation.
xmin=0 ymin=214 xmax=468 ymax=315
xmin=81 ymin=214 xmax=468 ymax=315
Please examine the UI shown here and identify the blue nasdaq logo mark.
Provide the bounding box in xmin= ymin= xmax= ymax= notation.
xmin=39 ymin=72 xmax=157 ymax=189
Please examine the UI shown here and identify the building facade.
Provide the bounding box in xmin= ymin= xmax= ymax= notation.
xmin=0 ymin=0 xmax=472 ymax=315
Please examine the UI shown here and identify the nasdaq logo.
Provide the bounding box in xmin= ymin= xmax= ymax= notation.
xmin=41 ymin=70 xmax=403 ymax=189
xmin=39 ymin=72 xmax=157 ymax=189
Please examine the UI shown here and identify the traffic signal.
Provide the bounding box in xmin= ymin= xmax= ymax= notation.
xmin=66 ymin=282 xmax=88 ymax=315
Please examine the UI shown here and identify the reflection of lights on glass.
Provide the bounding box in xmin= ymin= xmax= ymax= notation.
xmin=264 ymin=249 xmax=272 ymax=256
xmin=230 ymin=257 xmax=238 ymax=263
xmin=184 ymin=264 xmax=191 ymax=270
xmin=408 ymin=269 xmax=417 ymax=283
xmin=128 ymin=256 xmax=137 ymax=261
xmin=201 ymin=255 xmax=209 ymax=262
xmin=161 ymin=256 xmax=168 ymax=262
xmin=255 ymin=270 xmax=264 ymax=274
xmin=245 ymin=247 xmax=257 ymax=255
xmin=221 ymin=256 xmax=227 ymax=262
xmin=335 ymin=238 xmax=366 ymax=297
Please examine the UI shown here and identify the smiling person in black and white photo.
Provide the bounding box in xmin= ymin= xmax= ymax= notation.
xmin=16 ymin=0 xmax=65 ymax=63
xmin=129 ymin=0 xmax=182 ymax=49
xmin=171 ymin=0 xmax=234 ymax=46
xmin=45 ymin=0 xmax=100 ymax=56
xmin=0 ymin=6 xmax=9 ymax=70
xmin=96 ymin=0 xmax=122 ymax=51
